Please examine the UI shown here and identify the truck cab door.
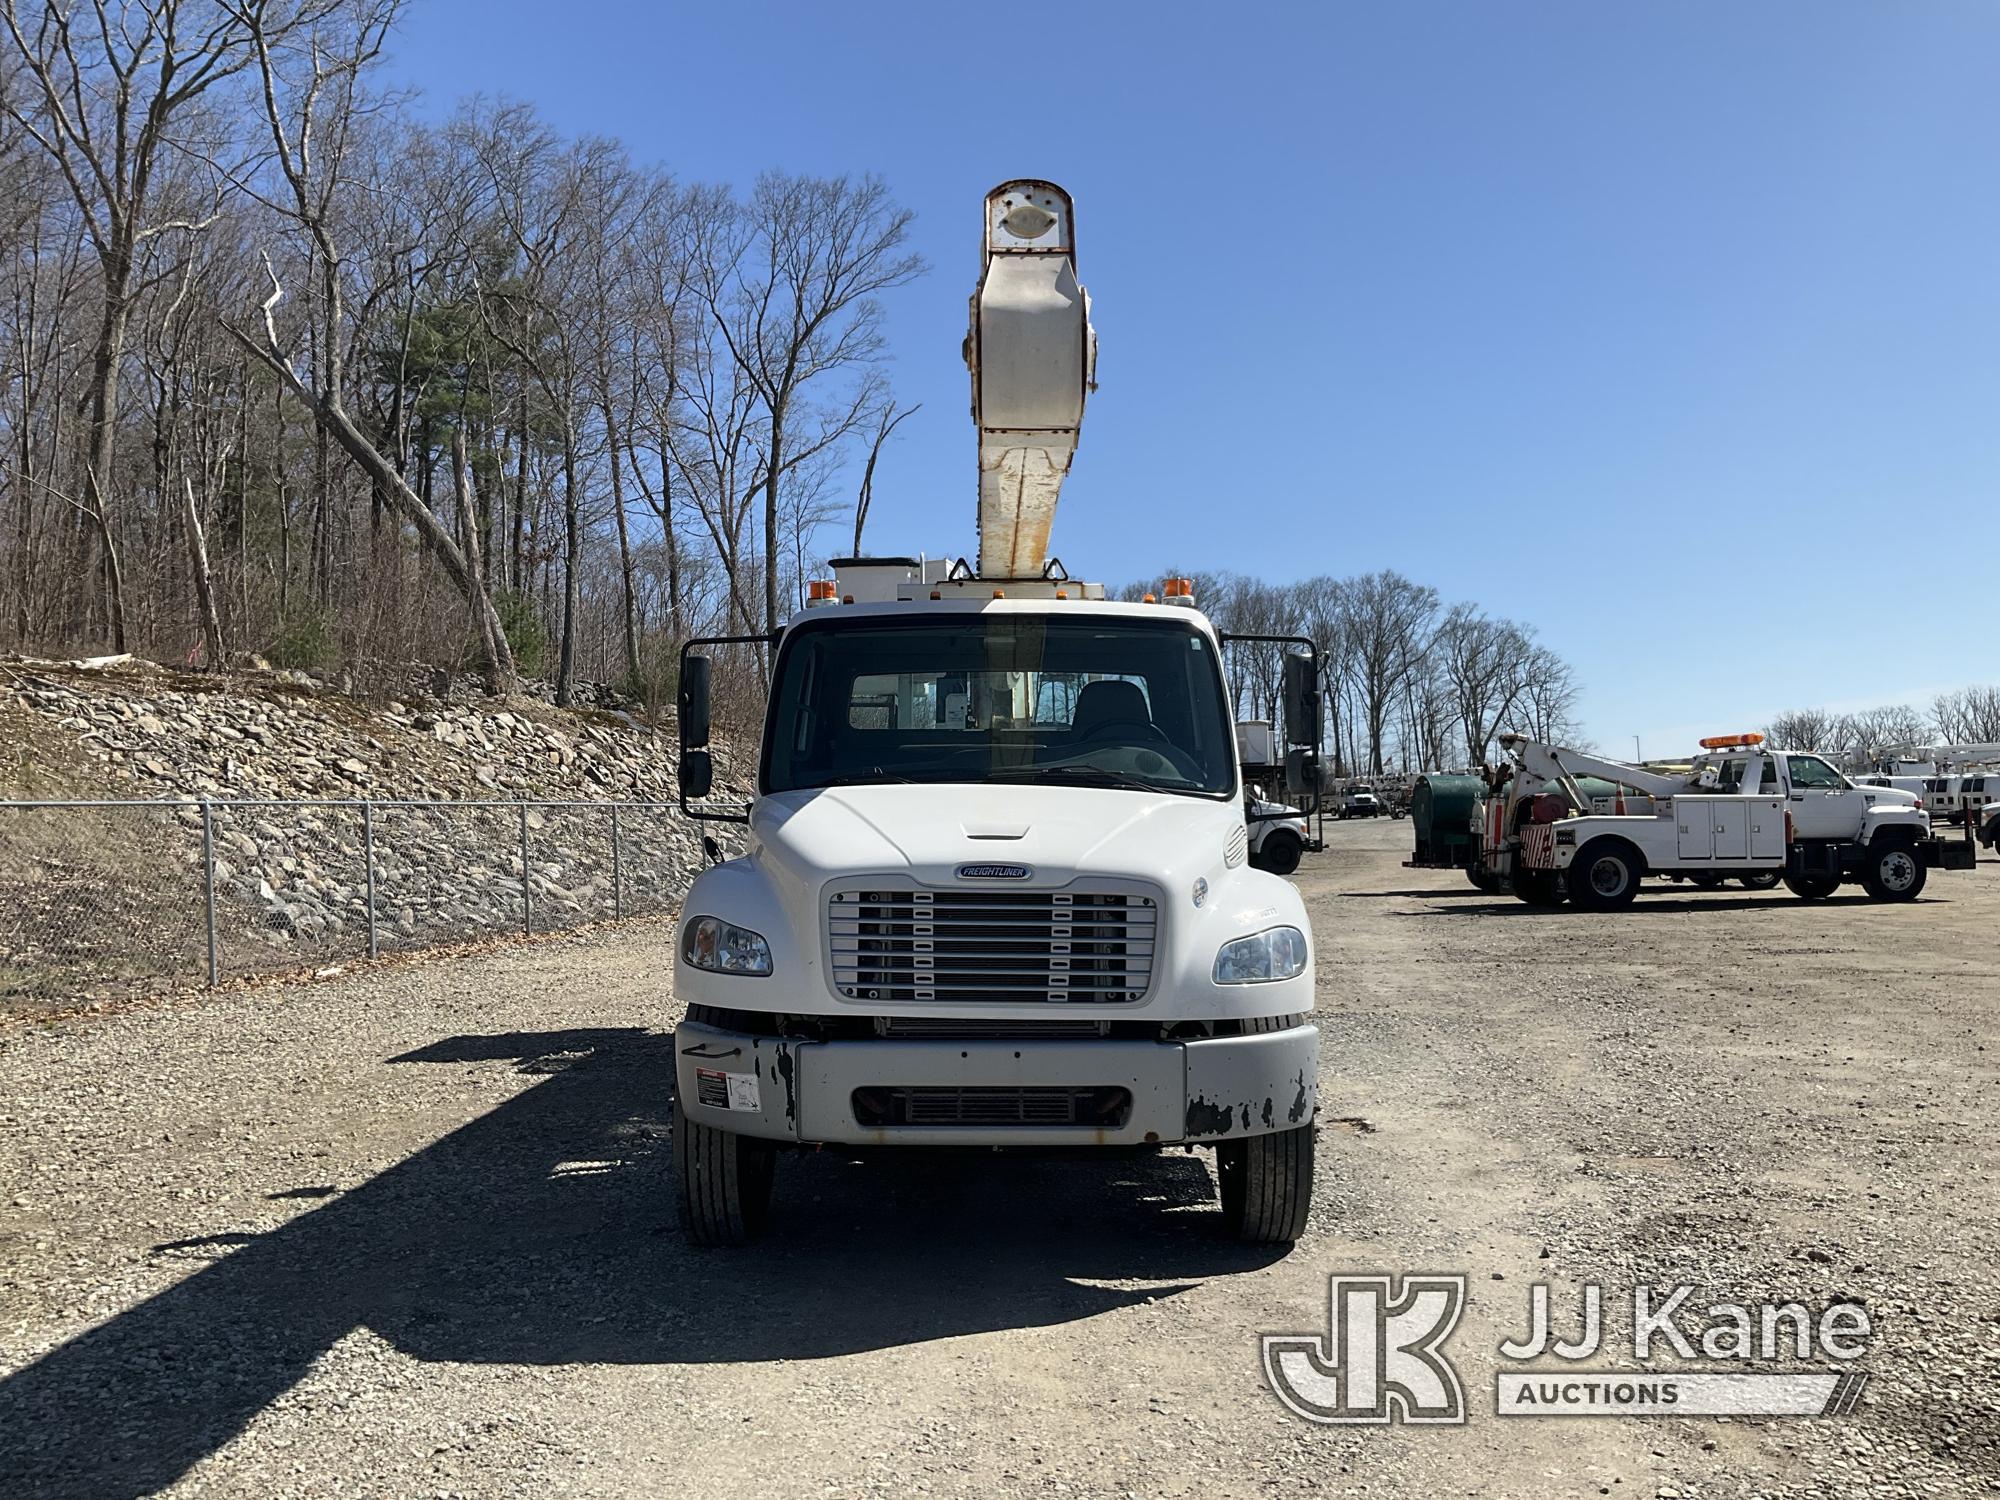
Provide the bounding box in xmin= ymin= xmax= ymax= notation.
xmin=1783 ymin=754 xmax=1861 ymax=840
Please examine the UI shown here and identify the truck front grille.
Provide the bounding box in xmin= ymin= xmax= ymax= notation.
xmin=850 ymin=1085 xmax=1133 ymax=1128
xmin=828 ymin=886 xmax=1158 ymax=1004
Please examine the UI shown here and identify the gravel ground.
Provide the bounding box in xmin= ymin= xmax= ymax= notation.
xmin=2 ymin=818 xmax=1996 ymax=1498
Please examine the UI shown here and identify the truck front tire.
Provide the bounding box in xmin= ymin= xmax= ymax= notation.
xmin=674 ymin=1110 xmax=777 ymax=1246
xmin=1217 ymin=1124 xmax=1314 ymax=1244
xmin=1859 ymin=840 xmax=1926 ymax=903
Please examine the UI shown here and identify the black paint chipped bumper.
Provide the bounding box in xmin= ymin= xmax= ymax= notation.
xmin=672 ymin=1019 xmax=1320 ymax=1147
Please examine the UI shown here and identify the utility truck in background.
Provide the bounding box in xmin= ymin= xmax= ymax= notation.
xmin=1859 ymin=744 xmax=2000 ymax=826
xmin=1246 ymin=796 xmax=1311 ymax=875
xmin=1482 ymin=732 xmax=1975 ymax=909
xmin=1236 ymin=718 xmax=1322 ymax=874
xmin=668 ymin=182 xmax=1324 ymax=1246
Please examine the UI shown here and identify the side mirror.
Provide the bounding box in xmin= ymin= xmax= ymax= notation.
xmin=1285 ymin=748 xmax=1312 ymax=798
xmin=679 ymin=654 xmax=712 ymax=750
xmin=680 ymin=748 xmax=714 ymax=800
xmin=1281 ymin=653 xmax=1320 ymax=750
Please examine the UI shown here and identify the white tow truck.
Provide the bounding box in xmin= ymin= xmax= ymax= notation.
xmin=668 ymin=182 xmax=1324 ymax=1246
xmin=1484 ymin=732 xmax=1975 ymax=909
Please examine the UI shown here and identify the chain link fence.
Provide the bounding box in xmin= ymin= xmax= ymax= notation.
xmin=0 ymin=798 xmax=703 ymax=1012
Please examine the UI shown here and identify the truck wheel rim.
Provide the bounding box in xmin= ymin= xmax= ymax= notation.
xmin=1589 ymin=857 xmax=1627 ymax=897
xmin=1880 ymin=851 xmax=1917 ymax=891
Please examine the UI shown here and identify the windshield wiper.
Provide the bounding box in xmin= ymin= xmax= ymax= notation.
xmin=993 ymin=764 xmax=1193 ymax=795
xmin=805 ymin=767 xmax=926 ymax=788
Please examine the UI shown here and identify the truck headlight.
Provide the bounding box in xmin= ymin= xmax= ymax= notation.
xmin=681 ymin=915 xmax=773 ymax=976
xmin=1213 ymin=926 xmax=1308 ymax=984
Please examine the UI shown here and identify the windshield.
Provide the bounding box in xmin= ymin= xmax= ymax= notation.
xmin=761 ymin=612 xmax=1236 ymax=797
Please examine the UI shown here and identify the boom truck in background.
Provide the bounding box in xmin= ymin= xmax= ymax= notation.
xmin=1856 ymin=744 xmax=2000 ymax=826
xmin=1474 ymin=733 xmax=1975 ymax=909
xmin=667 ymin=182 xmax=1326 ymax=1246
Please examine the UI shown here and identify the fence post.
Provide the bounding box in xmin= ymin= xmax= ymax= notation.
xmin=611 ymin=804 xmax=623 ymax=920
xmin=520 ymin=801 xmax=533 ymax=936
xmin=200 ymin=800 xmax=219 ymax=986
xmin=362 ymin=800 xmax=378 ymax=960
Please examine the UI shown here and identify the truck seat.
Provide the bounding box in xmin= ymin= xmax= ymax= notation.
xmin=1071 ymin=679 xmax=1152 ymax=740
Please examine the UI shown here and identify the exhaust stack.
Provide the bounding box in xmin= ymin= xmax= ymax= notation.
xmin=966 ymin=180 xmax=1096 ymax=578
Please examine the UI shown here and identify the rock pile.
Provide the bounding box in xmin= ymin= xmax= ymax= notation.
xmin=0 ymin=658 xmax=741 ymax=998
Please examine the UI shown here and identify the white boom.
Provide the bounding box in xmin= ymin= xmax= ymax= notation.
xmin=1871 ymin=743 xmax=2000 ymax=770
xmin=1495 ymin=731 xmax=1691 ymax=802
xmin=965 ymin=180 xmax=1096 ymax=578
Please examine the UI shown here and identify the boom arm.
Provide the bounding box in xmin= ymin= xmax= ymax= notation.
xmin=1884 ymin=743 xmax=2000 ymax=768
xmin=966 ymin=181 xmax=1096 ymax=578
xmin=1496 ymin=732 xmax=1690 ymax=802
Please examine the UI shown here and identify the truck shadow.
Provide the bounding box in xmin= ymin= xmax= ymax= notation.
xmin=1402 ymin=893 xmax=1929 ymax=917
xmin=0 ymin=1027 xmax=1280 ymax=1500
xmin=1339 ymin=887 xmax=1491 ymax=899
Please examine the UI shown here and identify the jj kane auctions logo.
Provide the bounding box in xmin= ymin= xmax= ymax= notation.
xmin=1264 ymin=1275 xmax=1874 ymax=1424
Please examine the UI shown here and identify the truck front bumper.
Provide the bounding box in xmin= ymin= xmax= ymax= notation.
xmin=1788 ymin=836 xmax=1979 ymax=877
xmin=672 ymin=1019 xmax=1320 ymax=1148
xmin=1929 ymin=836 xmax=1979 ymax=871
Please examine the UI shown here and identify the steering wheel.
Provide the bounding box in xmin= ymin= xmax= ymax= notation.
xmin=1080 ymin=716 xmax=1170 ymax=745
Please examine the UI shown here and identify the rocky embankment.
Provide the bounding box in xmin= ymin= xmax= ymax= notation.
xmin=0 ymin=657 xmax=736 ymax=1009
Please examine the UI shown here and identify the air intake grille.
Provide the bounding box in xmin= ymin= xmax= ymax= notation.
xmin=851 ymin=1085 xmax=1133 ymax=1128
xmin=875 ymin=1016 xmax=1112 ymax=1041
xmin=829 ymin=886 xmax=1157 ymax=1004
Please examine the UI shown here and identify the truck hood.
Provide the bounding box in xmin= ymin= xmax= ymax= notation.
xmin=1865 ymin=786 xmax=1921 ymax=807
xmin=749 ymin=783 xmax=1242 ymax=891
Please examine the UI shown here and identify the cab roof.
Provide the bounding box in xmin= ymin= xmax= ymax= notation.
xmin=786 ymin=596 xmax=1222 ymax=638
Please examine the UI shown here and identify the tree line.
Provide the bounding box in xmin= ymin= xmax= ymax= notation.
xmin=1767 ymin=687 xmax=2000 ymax=766
xmin=1116 ymin=569 xmax=1585 ymax=777
xmin=1 ymin=0 xmax=923 ymax=704
xmin=2 ymin=1 xmax=1590 ymax=763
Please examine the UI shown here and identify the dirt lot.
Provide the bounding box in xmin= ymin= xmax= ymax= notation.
xmin=2 ymin=817 xmax=1996 ymax=1499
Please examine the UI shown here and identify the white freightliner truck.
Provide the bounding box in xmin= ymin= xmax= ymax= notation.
xmin=1482 ymin=732 xmax=1975 ymax=909
xmin=668 ymin=182 xmax=1324 ymax=1246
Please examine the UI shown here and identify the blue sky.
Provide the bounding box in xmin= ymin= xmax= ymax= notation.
xmin=381 ymin=1 xmax=1999 ymax=754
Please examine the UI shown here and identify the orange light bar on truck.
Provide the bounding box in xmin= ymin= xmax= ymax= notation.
xmin=805 ymin=579 xmax=837 ymax=608
xmin=1699 ymin=733 xmax=1766 ymax=749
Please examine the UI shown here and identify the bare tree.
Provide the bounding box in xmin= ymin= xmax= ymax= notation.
xmin=464 ymin=109 xmax=632 ymax=704
xmin=225 ymin=0 xmax=517 ymax=691
xmin=1 ymin=0 xmax=284 ymax=648
xmin=1765 ymin=707 xmax=1850 ymax=753
xmin=1843 ymin=703 xmax=1930 ymax=761
xmin=851 ymin=396 xmax=918 ymax=554
xmin=1515 ymin=643 xmax=1584 ymax=748
xmin=700 ymin=173 xmax=925 ymax=636
xmin=1339 ymin=570 xmax=1438 ymax=774
xmin=1931 ymin=686 xmax=2000 ymax=744
xmin=621 ymin=190 xmax=698 ymax=642
xmin=1435 ymin=603 xmax=1532 ymax=766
